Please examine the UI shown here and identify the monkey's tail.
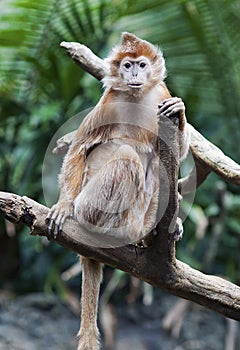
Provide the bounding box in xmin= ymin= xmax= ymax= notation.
xmin=77 ymin=256 xmax=103 ymax=350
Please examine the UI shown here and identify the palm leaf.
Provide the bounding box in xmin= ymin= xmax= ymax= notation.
xmin=0 ymin=0 xmax=126 ymax=106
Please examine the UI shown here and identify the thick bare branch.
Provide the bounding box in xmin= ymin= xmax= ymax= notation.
xmin=178 ymin=156 xmax=211 ymax=195
xmin=179 ymin=124 xmax=240 ymax=194
xmin=188 ymin=124 xmax=240 ymax=185
xmin=60 ymin=41 xmax=107 ymax=80
xmin=0 ymin=191 xmax=239 ymax=321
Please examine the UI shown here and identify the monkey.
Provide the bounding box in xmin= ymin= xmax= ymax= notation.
xmin=46 ymin=32 xmax=190 ymax=350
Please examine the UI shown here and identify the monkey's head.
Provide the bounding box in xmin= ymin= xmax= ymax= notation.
xmin=103 ymin=32 xmax=167 ymax=95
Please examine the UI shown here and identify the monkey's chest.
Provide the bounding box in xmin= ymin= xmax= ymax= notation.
xmin=82 ymin=138 xmax=156 ymax=188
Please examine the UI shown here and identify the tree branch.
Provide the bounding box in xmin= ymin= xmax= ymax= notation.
xmin=188 ymin=124 xmax=240 ymax=185
xmin=0 ymin=191 xmax=239 ymax=320
xmin=60 ymin=41 xmax=107 ymax=80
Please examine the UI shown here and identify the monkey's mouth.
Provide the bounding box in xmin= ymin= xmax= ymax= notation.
xmin=128 ymin=83 xmax=143 ymax=89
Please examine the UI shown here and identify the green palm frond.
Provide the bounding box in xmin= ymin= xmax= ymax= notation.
xmin=0 ymin=0 xmax=126 ymax=105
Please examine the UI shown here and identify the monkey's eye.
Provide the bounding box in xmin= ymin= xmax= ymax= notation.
xmin=139 ymin=62 xmax=146 ymax=68
xmin=124 ymin=62 xmax=131 ymax=69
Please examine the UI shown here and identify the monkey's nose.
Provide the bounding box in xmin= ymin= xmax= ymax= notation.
xmin=132 ymin=64 xmax=138 ymax=77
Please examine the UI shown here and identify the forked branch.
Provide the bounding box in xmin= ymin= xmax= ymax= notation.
xmin=0 ymin=191 xmax=239 ymax=320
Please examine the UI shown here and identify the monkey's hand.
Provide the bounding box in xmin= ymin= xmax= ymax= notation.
xmin=46 ymin=200 xmax=74 ymax=239
xmin=158 ymin=97 xmax=186 ymax=131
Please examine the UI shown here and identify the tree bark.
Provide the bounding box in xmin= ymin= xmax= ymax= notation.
xmin=60 ymin=41 xmax=107 ymax=80
xmin=0 ymin=191 xmax=240 ymax=320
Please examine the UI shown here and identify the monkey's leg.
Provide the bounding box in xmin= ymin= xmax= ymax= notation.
xmin=78 ymin=256 xmax=102 ymax=350
xmin=74 ymin=144 xmax=146 ymax=241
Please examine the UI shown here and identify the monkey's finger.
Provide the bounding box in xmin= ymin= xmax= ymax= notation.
xmin=46 ymin=206 xmax=63 ymax=237
xmin=49 ymin=214 xmax=61 ymax=237
xmin=48 ymin=218 xmax=56 ymax=236
xmin=178 ymin=193 xmax=183 ymax=202
xmin=158 ymin=97 xmax=182 ymax=108
xmin=174 ymin=218 xmax=183 ymax=241
xmin=158 ymin=98 xmax=183 ymax=114
xmin=55 ymin=211 xmax=71 ymax=236
xmin=46 ymin=210 xmax=53 ymax=223
xmin=46 ymin=204 xmax=59 ymax=223
xmin=158 ymin=99 xmax=183 ymax=112
xmin=56 ymin=214 xmax=66 ymax=234
xmin=159 ymin=102 xmax=185 ymax=117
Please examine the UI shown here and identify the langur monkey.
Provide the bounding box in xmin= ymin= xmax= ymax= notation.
xmin=47 ymin=32 xmax=190 ymax=350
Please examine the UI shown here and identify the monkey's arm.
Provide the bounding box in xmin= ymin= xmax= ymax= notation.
xmin=52 ymin=130 xmax=77 ymax=155
xmin=46 ymin=102 xmax=113 ymax=237
xmin=158 ymin=97 xmax=191 ymax=160
xmin=46 ymin=110 xmax=96 ymax=236
xmin=46 ymin=138 xmax=86 ymax=237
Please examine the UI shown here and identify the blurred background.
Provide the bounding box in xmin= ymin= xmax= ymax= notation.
xmin=0 ymin=0 xmax=239 ymax=349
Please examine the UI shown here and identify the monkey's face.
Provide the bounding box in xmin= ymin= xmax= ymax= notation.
xmin=119 ymin=56 xmax=152 ymax=92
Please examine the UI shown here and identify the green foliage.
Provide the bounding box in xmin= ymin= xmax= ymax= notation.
xmin=0 ymin=0 xmax=239 ymax=293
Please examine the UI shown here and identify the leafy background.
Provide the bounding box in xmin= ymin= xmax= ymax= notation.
xmin=0 ymin=0 xmax=239 ymax=308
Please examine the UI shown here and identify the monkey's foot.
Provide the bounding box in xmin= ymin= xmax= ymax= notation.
xmin=135 ymin=223 xmax=182 ymax=247
xmin=46 ymin=200 xmax=73 ymax=239
xmin=174 ymin=217 xmax=183 ymax=241
xmin=134 ymin=229 xmax=157 ymax=248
